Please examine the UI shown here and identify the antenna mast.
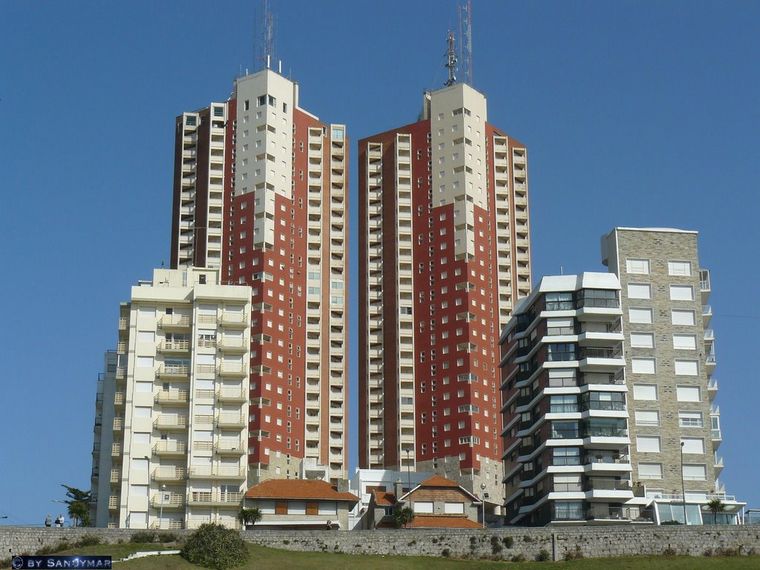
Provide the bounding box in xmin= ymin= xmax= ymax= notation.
xmin=257 ymin=0 xmax=275 ymax=70
xmin=458 ymin=0 xmax=473 ymax=85
xmin=444 ymin=30 xmax=458 ymax=87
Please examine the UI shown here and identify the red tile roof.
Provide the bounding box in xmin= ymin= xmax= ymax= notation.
xmin=371 ymin=489 xmax=396 ymax=507
xmin=419 ymin=474 xmax=462 ymax=488
xmin=245 ymin=479 xmax=359 ymax=503
xmin=409 ymin=515 xmax=482 ymax=529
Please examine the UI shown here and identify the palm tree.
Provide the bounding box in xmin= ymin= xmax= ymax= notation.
xmin=62 ymin=485 xmax=92 ymax=527
xmin=237 ymin=507 xmax=262 ymax=529
xmin=704 ymin=498 xmax=725 ymax=525
xmin=393 ymin=506 xmax=415 ymax=529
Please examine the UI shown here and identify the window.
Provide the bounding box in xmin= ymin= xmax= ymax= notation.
xmin=553 ymin=447 xmax=581 ymax=466
xmin=630 ymin=333 xmax=654 ymax=348
xmin=629 ymin=308 xmax=653 ymax=324
xmin=626 ymin=259 xmax=650 ymax=274
xmin=444 ymin=502 xmax=465 ymax=514
xmin=545 ymin=292 xmax=573 ymax=311
xmin=636 ymin=436 xmax=661 ymax=453
xmin=675 ymin=360 xmax=699 ymax=376
xmin=635 ymin=410 xmax=659 ymax=427
xmin=670 ymin=285 xmax=694 ymax=301
xmin=631 ymin=358 xmax=656 ymax=374
xmin=287 ymin=501 xmax=306 ymax=515
xmin=136 ymin=356 xmax=154 ymax=368
xmin=414 ymin=501 xmax=433 ymax=514
xmin=627 ymin=284 xmax=651 ymax=299
xmin=633 ymin=384 xmax=657 ymax=401
xmin=546 ymin=318 xmax=574 ymax=336
xmin=638 ymin=463 xmax=662 ymax=479
xmin=677 ymin=386 xmax=700 ymax=402
xmin=318 ymin=502 xmax=337 ymax=515
xmin=671 ymin=309 xmax=695 ymax=326
xmin=681 ymin=438 xmax=704 ymax=454
xmin=668 ymin=261 xmax=692 ymax=276
xmin=679 ymin=411 xmax=703 ymax=428
xmin=673 ymin=334 xmax=697 ymax=350
xmin=682 ymin=464 xmax=707 ymax=481
xmin=546 ymin=343 xmax=576 ymax=362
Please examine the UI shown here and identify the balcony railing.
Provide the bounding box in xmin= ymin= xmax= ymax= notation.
xmin=157 ymin=365 xmax=190 ymax=378
xmin=153 ymin=441 xmax=187 ymax=455
xmin=158 ymin=315 xmax=192 ymax=329
xmin=584 ymin=479 xmax=632 ymax=491
xmin=550 ymin=404 xmax=580 ymax=414
xmin=188 ymin=466 xmax=246 ymax=479
xmin=150 ymin=494 xmax=185 ymax=507
xmin=576 ymin=297 xmax=620 ymax=309
xmin=151 ymin=467 xmax=188 ymax=481
xmin=153 ymin=416 xmax=188 ymax=429
xmin=188 ymin=491 xmax=244 ymax=505
xmin=585 ymin=427 xmax=628 ymax=438
xmin=585 ymin=506 xmax=638 ymax=521
xmin=579 ymin=346 xmax=623 ymax=359
xmin=584 ymin=400 xmax=626 ymax=412
xmin=159 ymin=340 xmax=190 ymax=352
xmin=583 ymin=454 xmax=629 ymax=465
xmin=216 ymin=413 xmax=246 ymax=428
xmin=156 ymin=390 xmax=189 ymax=404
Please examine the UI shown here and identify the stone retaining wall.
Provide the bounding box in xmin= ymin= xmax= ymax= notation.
xmin=1 ymin=525 xmax=759 ymax=564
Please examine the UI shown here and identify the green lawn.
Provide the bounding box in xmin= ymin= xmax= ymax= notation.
xmin=6 ymin=543 xmax=759 ymax=569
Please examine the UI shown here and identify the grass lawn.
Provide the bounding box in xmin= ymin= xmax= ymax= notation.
xmin=9 ymin=543 xmax=760 ymax=569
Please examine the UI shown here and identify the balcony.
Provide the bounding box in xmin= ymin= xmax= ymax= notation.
xmin=579 ymin=347 xmax=625 ymax=371
xmin=218 ymin=364 xmax=247 ymax=378
xmin=153 ymin=441 xmax=187 ymax=456
xmin=214 ymin=442 xmax=246 ymax=456
xmin=187 ymin=491 xmax=244 ymax=506
xmin=113 ymin=418 xmax=124 ymax=432
xmin=111 ymin=443 xmax=122 ymax=457
xmin=585 ymin=505 xmax=639 ymax=522
xmin=109 ymin=469 xmax=121 ymax=484
xmin=150 ymin=520 xmax=185 ymax=530
xmin=156 ymin=389 xmax=189 ymax=406
xmin=150 ymin=494 xmax=185 ymax=508
xmin=153 ymin=416 xmax=188 ymax=431
xmin=158 ymin=315 xmax=192 ymax=330
xmin=114 ymin=391 xmax=125 ymax=407
xmin=216 ymin=388 xmax=246 ymax=403
xmin=218 ymin=313 xmax=247 ymax=328
xmin=699 ymin=269 xmax=711 ymax=300
xmin=108 ymin=496 xmax=119 ymax=510
xmin=151 ymin=467 xmax=188 ymax=482
xmin=158 ymin=340 xmax=190 ymax=353
xmin=702 ymin=305 xmax=712 ymax=325
xmin=216 ymin=413 xmax=246 ymax=429
xmin=188 ymin=466 xmax=247 ymax=480
xmin=218 ymin=337 xmax=248 ymax=353
xmin=156 ymin=365 xmax=190 ymax=380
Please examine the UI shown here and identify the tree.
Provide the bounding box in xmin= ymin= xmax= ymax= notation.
xmin=705 ymin=498 xmax=726 ymax=524
xmin=393 ymin=505 xmax=415 ymax=529
xmin=61 ymin=484 xmax=92 ymax=527
xmin=237 ymin=507 xmax=262 ymax=528
xmin=181 ymin=523 xmax=249 ymax=570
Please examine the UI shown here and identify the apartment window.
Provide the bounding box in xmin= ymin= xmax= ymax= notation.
xmin=545 ymin=292 xmax=573 ymax=311
xmin=631 ymin=357 xmax=656 ymax=374
xmin=633 ymin=384 xmax=657 ymax=401
xmin=679 ymin=411 xmax=703 ymax=428
xmin=672 ymin=309 xmax=696 ymax=326
xmin=673 ymin=334 xmax=697 ymax=350
xmin=627 ymin=283 xmax=651 ymax=299
xmin=670 ymin=285 xmax=694 ymax=301
xmin=681 ymin=438 xmax=705 ymax=454
xmin=553 ymin=447 xmax=581 ymax=466
xmin=626 ymin=259 xmax=650 ymax=274
xmin=635 ymin=410 xmax=659 ymax=427
xmin=668 ymin=261 xmax=692 ymax=276
xmin=185 ymin=115 xmax=197 ymax=126
xmin=414 ymin=501 xmax=433 ymax=514
xmin=630 ymin=333 xmax=654 ymax=348
xmin=636 ymin=436 xmax=661 ymax=453
xmin=674 ymin=360 xmax=699 ymax=376
xmin=682 ymin=464 xmax=707 ymax=481
xmin=638 ymin=463 xmax=662 ymax=479
xmin=547 ymin=318 xmax=574 ymax=336
xmin=629 ymin=308 xmax=653 ymax=324
xmin=676 ymin=386 xmax=700 ymax=402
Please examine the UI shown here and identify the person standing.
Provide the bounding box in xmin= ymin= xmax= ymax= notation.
xmin=44 ymin=514 xmax=52 ymax=528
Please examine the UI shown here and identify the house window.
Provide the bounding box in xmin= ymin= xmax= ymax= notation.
xmin=443 ymin=502 xmax=464 ymax=514
xmin=638 ymin=463 xmax=662 ymax=479
xmin=630 ymin=333 xmax=654 ymax=348
xmin=676 ymin=386 xmax=700 ymax=402
xmin=633 ymin=384 xmax=657 ymax=401
xmin=627 ymin=284 xmax=651 ymax=299
xmin=414 ymin=501 xmax=433 ymax=514
xmin=629 ymin=308 xmax=653 ymax=324
xmin=668 ymin=261 xmax=692 ymax=276
xmin=670 ymin=285 xmax=694 ymax=301
xmin=636 ymin=436 xmax=661 ymax=453
xmin=631 ymin=357 xmax=656 ymax=374
xmin=626 ymin=259 xmax=650 ymax=274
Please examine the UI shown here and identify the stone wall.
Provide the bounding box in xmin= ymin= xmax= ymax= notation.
xmin=1 ymin=525 xmax=759 ymax=565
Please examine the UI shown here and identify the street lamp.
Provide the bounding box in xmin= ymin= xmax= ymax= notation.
xmin=680 ymin=441 xmax=687 ymax=525
xmin=480 ymin=483 xmax=487 ymax=528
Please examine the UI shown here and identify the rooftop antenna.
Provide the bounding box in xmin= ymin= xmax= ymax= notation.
xmin=458 ymin=0 xmax=473 ymax=85
xmin=257 ymin=0 xmax=275 ymax=70
xmin=444 ymin=30 xmax=458 ymax=87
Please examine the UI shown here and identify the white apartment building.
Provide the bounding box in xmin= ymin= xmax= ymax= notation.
xmin=90 ymin=267 xmax=251 ymax=529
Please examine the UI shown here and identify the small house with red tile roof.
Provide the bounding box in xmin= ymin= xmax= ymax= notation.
xmin=243 ymin=479 xmax=359 ymax=530
xmin=367 ymin=475 xmax=483 ymax=529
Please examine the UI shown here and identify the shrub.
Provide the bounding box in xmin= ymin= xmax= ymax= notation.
xmin=536 ymin=549 xmax=551 ymax=562
xmin=502 ymin=536 xmax=514 ymax=548
xmin=703 ymin=548 xmax=714 ymax=557
xmin=564 ymin=545 xmax=584 ymax=561
xmin=523 ymin=535 xmax=533 ymax=543
xmin=663 ymin=546 xmax=677 ymax=556
xmin=158 ymin=532 xmax=179 ymax=543
xmin=490 ymin=536 xmax=503 ymax=555
xmin=76 ymin=535 xmax=102 ymax=547
xmin=130 ymin=531 xmax=158 ymax=543
xmin=511 ymin=553 xmax=526 ymax=562
xmin=432 ymin=538 xmax=438 ymax=544
xmin=181 ymin=523 xmax=249 ymax=570
xmin=441 ymin=548 xmax=451 ymax=558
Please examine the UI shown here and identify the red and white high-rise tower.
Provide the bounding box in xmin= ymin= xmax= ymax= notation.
xmin=169 ymin=67 xmax=349 ymax=485
xmin=358 ymin=56 xmax=531 ymax=504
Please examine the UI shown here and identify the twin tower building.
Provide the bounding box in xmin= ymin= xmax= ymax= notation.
xmin=90 ymin=65 xmax=730 ymax=529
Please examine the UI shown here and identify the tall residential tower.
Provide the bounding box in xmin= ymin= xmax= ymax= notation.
xmin=358 ymin=79 xmax=531 ymax=507
xmin=169 ymin=68 xmax=349 ymax=484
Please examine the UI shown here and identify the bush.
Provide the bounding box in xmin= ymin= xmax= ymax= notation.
xmin=502 ymin=536 xmax=514 ymax=548
xmin=181 ymin=523 xmax=249 ymax=570
xmin=511 ymin=553 xmax=526 ymax=562
xmin=158 ymin=532 xmax=179 ymax=543
xmin=564 ymin=545 xmax=584 ymax=561
xmin=76 ymin=535 xmax=102 ymax=547
xmin=130 ymin=531 xmax=158 ymax=543
xmin=490 ymin=536 xmax=503 ymax=555
xmin=536 ymin=549 xmax=551 ymax=562
xmin=441 ymin=548 xmax=451 ymax=558
xmin=663 ymin=546 xmax=677 ymax=556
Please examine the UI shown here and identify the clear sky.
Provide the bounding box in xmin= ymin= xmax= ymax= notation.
xmin=1 ymin=0 xmax=758 ymax=525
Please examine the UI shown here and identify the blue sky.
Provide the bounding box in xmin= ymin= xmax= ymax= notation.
xmin=1 ymin=1 xmax=758 ymax=525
